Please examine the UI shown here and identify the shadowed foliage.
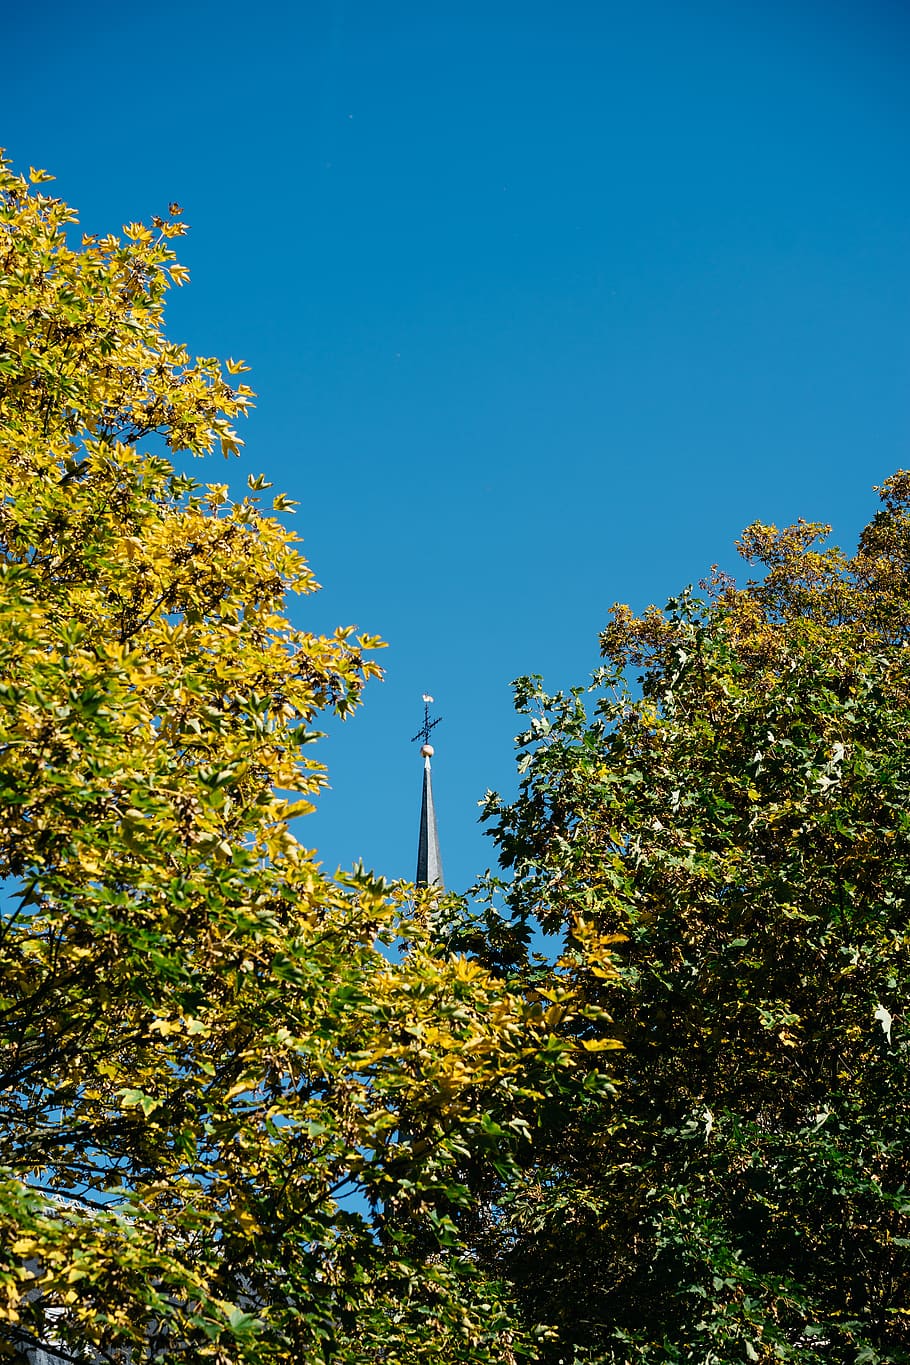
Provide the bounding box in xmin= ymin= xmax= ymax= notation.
xmin=477 ymin=481 xmax=910 ymax=1363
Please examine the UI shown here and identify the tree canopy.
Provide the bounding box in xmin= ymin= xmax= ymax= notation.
xmin=0 ymin=155 xmax=599 ymax=1364
xmin=477 ymin=484 xmax=910 ymax=1362
xmin=5 ymin=150 xmax=909 ymax=1365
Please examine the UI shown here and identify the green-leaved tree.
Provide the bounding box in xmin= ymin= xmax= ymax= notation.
xmin=479 ymin=486 xmax=910 ymax=1363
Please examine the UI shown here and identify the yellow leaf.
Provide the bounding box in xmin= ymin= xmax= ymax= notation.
xmin=282 ymin=800 xmax=315 ymax=821
xmin=224 ymin=1079 xmax=255 ymax=1101
xmin=235 ymin=1208 xmax=262 ymax=1234
xmin=119 ymin=535 xmax=144 ymax=560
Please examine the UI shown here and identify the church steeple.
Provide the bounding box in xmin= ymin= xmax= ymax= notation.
xmin=412 ymin=695 xmax=443 ymax=889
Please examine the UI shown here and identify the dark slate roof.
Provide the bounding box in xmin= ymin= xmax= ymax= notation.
xmin=416 ymin=752 xmax=443 ymax=889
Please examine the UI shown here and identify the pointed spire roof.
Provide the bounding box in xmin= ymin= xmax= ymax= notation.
xmin=416 ymin=750 xmax=443 ymax=888
xmin=412 ymin=695 xmax=443 ymax=889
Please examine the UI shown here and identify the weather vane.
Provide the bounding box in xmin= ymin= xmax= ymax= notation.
xmin=411 ymin=693 xmax=443 ymax=749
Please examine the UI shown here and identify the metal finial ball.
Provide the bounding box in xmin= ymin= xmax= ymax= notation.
xmin=421 ymin=743 xmax=434 ymax=757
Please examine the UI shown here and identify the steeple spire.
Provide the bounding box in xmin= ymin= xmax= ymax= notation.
xmin=412 ymin=695 xmax=443 ymax=889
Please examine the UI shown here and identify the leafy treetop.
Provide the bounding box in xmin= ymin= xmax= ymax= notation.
xmin=477 ymin=477 xmax=910 ymax=1363
xmin=0 ymin=154 xmax=596 ymax=1365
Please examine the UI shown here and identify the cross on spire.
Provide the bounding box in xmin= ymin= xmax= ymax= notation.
xmin=411 ymin=693 xmax=442 ymax=748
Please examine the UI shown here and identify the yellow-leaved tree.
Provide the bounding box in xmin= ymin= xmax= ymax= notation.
xmin=0 ymin=156 xmax=595 ymax=1363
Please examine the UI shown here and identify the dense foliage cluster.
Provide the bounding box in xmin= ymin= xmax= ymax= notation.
xmin=3 ymin=153 xmax=908 ymax=1365
xmin=0 ymin=157 xmax=598 ymax=1363
xmin=478 ymin=485 xmax=910 ymax=1362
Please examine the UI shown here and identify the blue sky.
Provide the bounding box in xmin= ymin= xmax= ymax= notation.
xmin=5 ymin=0 xmax=909 ymax=892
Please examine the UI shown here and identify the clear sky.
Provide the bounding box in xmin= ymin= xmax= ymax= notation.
xmin=5 ymin=0 xmax=909 ymax=892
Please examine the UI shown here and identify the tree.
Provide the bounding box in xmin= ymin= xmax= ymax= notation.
xmin=479 ymin=486 xmax=910 ymax=1363
xmin=0 ymin=155 xmax=591 ymax=1363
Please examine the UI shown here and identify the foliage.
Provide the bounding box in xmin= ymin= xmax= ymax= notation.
xmin=479 ymin=487 xmax=910 ymax=1363
xmin=0 ymin=155 xmax=590 ymax=1363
